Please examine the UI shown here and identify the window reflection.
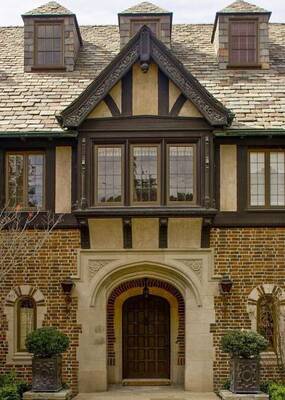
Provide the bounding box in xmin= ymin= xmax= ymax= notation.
xmin=132 ymin=146 xmax=158 ymax=203
xmin=249 ymin=152 xmax=265 ymax=206
xmin=18 ymin=297 xmax=36 ymax=352
xmin=270 ymin=152 xmax=285 ymax=206
xmin=169 ymin=146 xmax=194 ymax=202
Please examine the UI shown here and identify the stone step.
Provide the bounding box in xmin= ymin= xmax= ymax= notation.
xmin=122 ymin=379 xmax=171 ymax=386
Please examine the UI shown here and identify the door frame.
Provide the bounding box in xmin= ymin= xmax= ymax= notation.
xmin=122 ymin=294 xmax=171 ymax=380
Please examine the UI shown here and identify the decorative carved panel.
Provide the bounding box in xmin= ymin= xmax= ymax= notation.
xmin=88 ymin=259 xmax=116 ymax=279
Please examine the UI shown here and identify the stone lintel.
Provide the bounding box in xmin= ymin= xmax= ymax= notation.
xmin=219 ymin=390 xmax=269 ymax=400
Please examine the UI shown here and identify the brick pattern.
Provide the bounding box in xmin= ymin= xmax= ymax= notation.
xmin=106 ymin=278 xmax=185 ymax=366
xmin=210 ymin=227 xmax=285 ymax=391
xmin=0 ymin=229 xmax=81 ymax=394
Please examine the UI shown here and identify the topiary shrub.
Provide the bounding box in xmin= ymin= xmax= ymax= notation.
xmin=26 ymin=327 xmax=69 ymax=358
xmin=0 ymin=373 xmax=30 ymax=400
xmin=0 ymin=384 xmax=20 ymax=400
xmin=221 ymin=330 xmax=268 ymax=358
xmin=268 ymin=383 xmax=285 ymax=400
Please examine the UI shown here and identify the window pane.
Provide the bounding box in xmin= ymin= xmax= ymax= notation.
xmin=270 ymin=152 xmax=285 ymax=206
xmin=169 ymin=146 xmax=194 ymax=202
xmin=36 ymin=24 xmax=62 ymax=66
xmin=7 ymin=154 xmax=24 ymax=208
xmin=250 ymin=152 xmax=265 ymax=206
xmin=230 ymin=21 xmax=257 ymax=65
xmin=257 ymin=295 xmax=276 ymax=350
xmin=96 ymin=147 xmax=122 ymax=204
xmin=132 ymin=146 xmax=158 ymax=203
xmin=18 ymin=298 xmax=35 ymax=351
xmin=28 ymin=155 xmax=44 ymax=208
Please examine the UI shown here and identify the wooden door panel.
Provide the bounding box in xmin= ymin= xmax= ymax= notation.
xmin=123 ymin=294 xmax=170 ymax=379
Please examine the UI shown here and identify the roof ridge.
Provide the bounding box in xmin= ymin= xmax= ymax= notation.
xmin=23 ymin=1 xmax=73 ymax=16
xmin=120 ymin=1 xmax=170 ymax=15
xmin=219 ymin=0 xmax=270 ymax=14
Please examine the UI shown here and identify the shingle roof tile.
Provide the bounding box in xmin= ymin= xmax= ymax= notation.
xmin=0 ymin=23 xmax=284 ymax=132
xmin=219 ymin=0 xmax=269 ymax=14
xmin=120 ymin=2 xmax=170 ymax=14
xmin=23 ymin=1 xmax=73 ymax=16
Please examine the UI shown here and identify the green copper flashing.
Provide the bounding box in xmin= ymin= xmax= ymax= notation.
xmin=0 ymin=131 xmax=78 ymax=138
xmin=214 ymin=129 xmax=285 ymax=137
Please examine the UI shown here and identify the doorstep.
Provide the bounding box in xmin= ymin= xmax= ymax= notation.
xmin=122 ymin=379 xmax=171 ymax=386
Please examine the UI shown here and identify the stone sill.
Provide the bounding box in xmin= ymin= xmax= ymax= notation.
xmin=12 ymin=352 xmax=32 ymax=365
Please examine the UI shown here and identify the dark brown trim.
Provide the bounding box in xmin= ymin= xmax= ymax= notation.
xmin=80 ymin=116 xmax=211 ymax=132
xmin=201 ymin=225 xmax=211 ymax=248
xmin=214 ymin=212 xmax=285 ymax=227
xmin=159 ymin=218 xmax=168 ymax=248
xmin=123 ymin=218 xmax=132 ymax=249
xmin=80 ymin=221 xmax=90 ymax=249
xmin=104 ymin=94 xmax=121 ymax=117
xmin=170 ymin=94 xmax=187 ymax=117
xmin=0 ymin=149 xmax=5 ymax=208
xmin=74 ymin=208 xmax=217 ymax=218
xmin=158 ymin=69 xmax=169 ymax=116
xmin=121 ymin=69 xmax=133 ymax=116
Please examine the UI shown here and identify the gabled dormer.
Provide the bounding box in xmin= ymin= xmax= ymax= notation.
xmin=211 ymin=0 xmax=271 ymax=69
xmin=118 ymin=1 xmax=173 ymax=48
xmin=22 ymin=1 xmax=82 ymax=72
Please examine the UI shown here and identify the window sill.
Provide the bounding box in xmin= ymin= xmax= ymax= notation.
xmin=245 ymin=208 xmax=285 ymax=212
xmin=227 ymin=64 xmax=262 ymax=70
xmin=31 ymin=66 xmax=66 ymax=72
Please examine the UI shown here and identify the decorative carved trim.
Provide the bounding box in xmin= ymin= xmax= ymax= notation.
xmin=58 ymin=27 xmax=233 ymax=128
xmin=176 ymin=259 xmax=203 ymax=282
xmin=88 ymin=259 xmax=116 ymax=280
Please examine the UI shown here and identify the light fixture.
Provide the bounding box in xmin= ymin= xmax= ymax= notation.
xmin=61 ymin=277 xmax=75 ymax=313
xmin=219 ymin=274 xmax=233 ymax=295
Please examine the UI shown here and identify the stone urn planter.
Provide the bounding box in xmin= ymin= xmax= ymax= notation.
xmin=221 ymin=330 xmax=268 ymax=394
xmin=26 ymin=327 xmax=69 ymax=392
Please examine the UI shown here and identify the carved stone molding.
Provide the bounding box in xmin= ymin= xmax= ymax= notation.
xmin=88 ymin=259 xmax=116 ymax=280
xmin=176 ymin=259 xmax=203 ymax=282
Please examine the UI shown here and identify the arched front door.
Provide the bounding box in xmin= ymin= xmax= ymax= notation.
xmin=123 ymin=295 xmax=170 ymax=379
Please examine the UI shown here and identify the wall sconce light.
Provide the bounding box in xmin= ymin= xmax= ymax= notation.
xmin=61 ymin=277 xmax=75 ymax=313
xmin=219 ymin=274 xmax=233 ymax=295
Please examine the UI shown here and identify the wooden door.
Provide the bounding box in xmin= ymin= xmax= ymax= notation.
xmin=123 ymin=295 xmax=170 ymax=379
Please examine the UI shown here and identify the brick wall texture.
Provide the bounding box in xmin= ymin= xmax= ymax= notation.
xmin=1 ymin=227 xmax=285 ymax=393
xmin=210 ymin=227 xmax=285 ymax=390
xmin=0 ymin=229 xmax=81 ymax=394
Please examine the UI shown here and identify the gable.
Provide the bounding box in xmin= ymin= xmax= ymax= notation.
xmin=57 ymin=26 xmax=233 ymax=128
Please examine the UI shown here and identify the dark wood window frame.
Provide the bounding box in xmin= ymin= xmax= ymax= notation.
xmin=17 ymin=296 xmax=36 ymax=353
xmin=228 ymin=18 xmax=259 ymax=68
xmin=247 ymin=148 xmax=285 ymax=210
xmin=34 ymin=20 xmax=64 ymax=69
xmin=5 ymin=151 xmax=46 ymax=211
xmin=88 ymin=136 xmax=203 ymax=209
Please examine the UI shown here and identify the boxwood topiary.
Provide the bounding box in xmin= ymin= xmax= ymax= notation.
xmin=221 ymin=330 xmax=268 ymax=358
xmin=25 ymin=327 xmax=69 ymax=358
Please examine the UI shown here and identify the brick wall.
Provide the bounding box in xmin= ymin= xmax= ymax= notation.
xmin=0 ymin=229 xmax=81 ymax=394
xmin=211 ymin=227 xmax=285 ymax=390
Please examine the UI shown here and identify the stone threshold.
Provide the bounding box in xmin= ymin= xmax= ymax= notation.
xmin=122 ymin=378 xmax=171 ymax=386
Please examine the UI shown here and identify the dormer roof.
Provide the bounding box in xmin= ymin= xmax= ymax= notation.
xmin=120 ymin=2 xmax=170 ymax=15
xmin=23 ymin=1 xmax=73 ymax=17
xmin=218 ymin=0 xmax=270 ymax=14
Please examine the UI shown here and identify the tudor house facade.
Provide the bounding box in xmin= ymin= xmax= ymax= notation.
xmin=0 ymin=0 xmax=285 ymax=394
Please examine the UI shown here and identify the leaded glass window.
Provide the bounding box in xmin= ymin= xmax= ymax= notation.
xmin=17 ymin=297 xmax=36 ymax=352
xmin=6 ymin=152 xmax=45 ymax=209
xmin=168 ymin=145 xmax=195 ymax=203
xmin=95 ymin=146 xmax=123 ymax=205
xmin=249 ymin=150 xmax=285 ymax=208
xmin=257 ymin=295 xmax=277 ymax=350
xmin=131 ymin=146 xmax=159 ymax=204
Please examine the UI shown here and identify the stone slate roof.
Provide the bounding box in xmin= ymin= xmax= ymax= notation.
xmin=0 ymin=23 xmax=284 ymax=132
xmin=23 ymin=1 xmax=73 ymax=16
xmin=218 ymin=0 xmax=269 ymax=14
xmin=120 ymin=2 xmax=170 ymax=14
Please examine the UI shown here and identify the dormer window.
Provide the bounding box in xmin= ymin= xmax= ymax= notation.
xmin=35 ymin=22 xmax=64 ymax=67
xmin=229 ymin=20 xmax=258 ymax=67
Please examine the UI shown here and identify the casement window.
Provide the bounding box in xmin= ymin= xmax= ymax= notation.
xmin=249 ymin=150 xmax=285 ymax=208
xmin=257 ymin=294 xmax=277 ymax=351
xmin=131 ymin=20 xmax=159 ymax=37
xmin=35 ymin=23 xmax=63 ymax=67
xmin=17 ymin=297 xmax=36 ymax=352
xmin=6 ymin=152 xmax=45 ymax=210
xmin=131 ymin=145 xmax=160 ymax=205
xmin=229 ymin=20 xmax=258 ymax=66
xmin=94 ymin=145 xmax=123 ymax=205
xmin=167 ymin=144 xmax=196 ymax=204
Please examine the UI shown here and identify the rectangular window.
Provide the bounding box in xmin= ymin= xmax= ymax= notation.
xmin=6 ymin=152 xmax=45 ymax=209
xmin=95 ymin=146 xmax=123 ymax=205
xmin=229 ymin=20 xmax=258 ymax=66
xmin=35 ymin=23 xmax=63 ymax=67
xmin=249 ymin=150 xmax=285 ymax=208
xmin=168 ymin=145 xmax=196 ymax=204
xmin=131 ymin=145 xmax=160 ymax=205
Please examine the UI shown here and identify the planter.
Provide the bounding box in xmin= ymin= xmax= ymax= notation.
xmin=32 ymin=354 xmax=62 ymax=392
xmin=230 ymin=357 xmax=260 ymax=394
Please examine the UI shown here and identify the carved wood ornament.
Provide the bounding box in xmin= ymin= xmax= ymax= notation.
xmin=57 ymin=26 xmax=234 ymax=128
